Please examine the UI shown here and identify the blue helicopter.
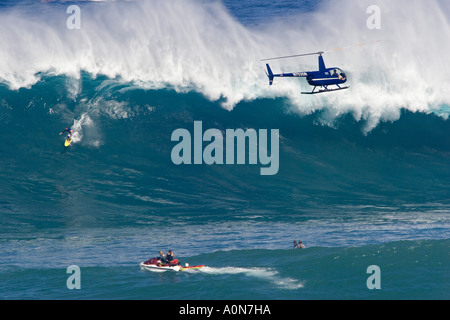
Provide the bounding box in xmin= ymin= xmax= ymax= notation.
xmin=261 ymin=42 xmax=380 ymax=94
xmin=262 ymin=51 xmax=349 ymax=94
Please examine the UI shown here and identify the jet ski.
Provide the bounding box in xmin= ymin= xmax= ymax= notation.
xmin=140 ymin=258 xmax=205 ymax=272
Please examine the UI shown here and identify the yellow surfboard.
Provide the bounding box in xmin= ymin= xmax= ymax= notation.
xmin=64 ymin=137 xmax=72 ymax=147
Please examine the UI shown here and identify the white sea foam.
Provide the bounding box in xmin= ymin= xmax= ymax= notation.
xmin=197 ymin=266 xmax=304 ymax=290
xmin=0 ymin=0 xmax=448 ymax=131
xmin=71 ymin=112 xmax=102 ymax=147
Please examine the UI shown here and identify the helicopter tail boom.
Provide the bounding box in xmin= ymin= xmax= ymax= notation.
xmin=265 ymin=63 xmax=307 ymax=85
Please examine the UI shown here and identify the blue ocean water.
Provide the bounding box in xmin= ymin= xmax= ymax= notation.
xmin=0 ymin=0 xmax=449 ymax=301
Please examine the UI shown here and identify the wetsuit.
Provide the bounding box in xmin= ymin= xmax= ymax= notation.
xmin=166 ymin=253 xmax=175 ymax=265
xmin=60 ymin=128 xmax=73 ymax=139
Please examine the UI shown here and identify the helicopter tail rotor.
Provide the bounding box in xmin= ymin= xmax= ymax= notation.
xmin=266 ymin=64 xmax=274 ymax=85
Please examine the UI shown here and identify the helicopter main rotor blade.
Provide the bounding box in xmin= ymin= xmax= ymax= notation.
xmin=260 ymin=40 xmax=381 ymax=61
xmin=324 ymin=40 xmax=381 ymax=53
xmin=260 ymin=51 xmax=324 ymax=62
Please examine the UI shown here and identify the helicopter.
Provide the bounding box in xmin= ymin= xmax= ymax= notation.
xmin=261 ymin=41 xmax=380 ymax=94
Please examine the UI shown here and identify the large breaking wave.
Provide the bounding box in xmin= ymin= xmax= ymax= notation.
xmin=0 ymin=0 xmax=449 ymax=131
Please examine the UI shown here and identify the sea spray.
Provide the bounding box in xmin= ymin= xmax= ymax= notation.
xmin=0 ymin=0 xmax=449 ymax=131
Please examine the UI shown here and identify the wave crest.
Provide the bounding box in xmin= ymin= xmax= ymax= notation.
xmin=0 ymin=0 xmax=449 ymax=131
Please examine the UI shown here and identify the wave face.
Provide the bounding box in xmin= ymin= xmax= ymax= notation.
xmin=1 ymin=76 xmax=449 ymax=231
xmin=1 ymin=0 xmax=450 ymax=130
xmin=0 ymin=0 xmax=449 ymax=300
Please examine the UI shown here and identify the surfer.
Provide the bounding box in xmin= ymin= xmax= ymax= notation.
xmin=59 ymin=127 xmax=73 ymax=139
xmin=293 ymin=240 xmax=306 ymax=249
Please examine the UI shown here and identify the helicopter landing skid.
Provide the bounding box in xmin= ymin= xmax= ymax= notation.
xmin=302 ymin=85 xmax=350 ymax=95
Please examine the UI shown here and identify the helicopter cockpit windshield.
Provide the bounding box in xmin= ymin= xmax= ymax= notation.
xmin=331 ymin=68 xmax=346 ymax=80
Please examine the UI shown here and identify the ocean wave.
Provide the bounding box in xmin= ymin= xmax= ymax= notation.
xmin=0 ymin=0 xmax=449 ymax=131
